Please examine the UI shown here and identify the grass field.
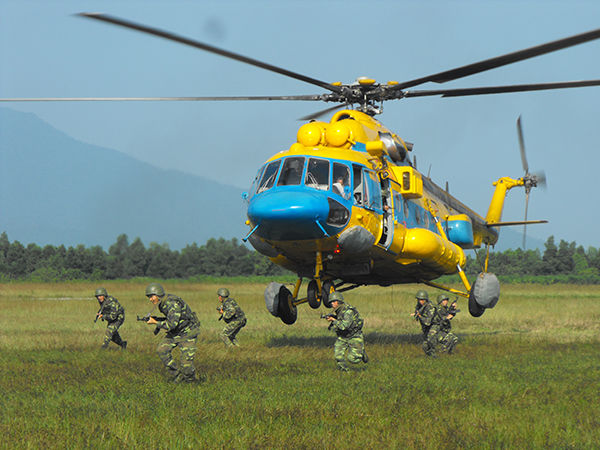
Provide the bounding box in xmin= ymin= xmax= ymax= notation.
xmin=1 ymin=281 xmax=599 ymax=449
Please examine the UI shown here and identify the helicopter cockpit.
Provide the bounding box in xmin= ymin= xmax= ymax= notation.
xmin=250 ymin=155 xmax=378 ymax=210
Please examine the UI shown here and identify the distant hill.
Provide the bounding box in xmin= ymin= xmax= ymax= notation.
xmin=491 ymin=227 xmax=546 ymax=253
xmin=0 ymin=108 xmax=248 ymax=250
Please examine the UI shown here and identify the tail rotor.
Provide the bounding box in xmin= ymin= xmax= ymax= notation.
xmin=517 ymin=116 xmax=546 ymax=249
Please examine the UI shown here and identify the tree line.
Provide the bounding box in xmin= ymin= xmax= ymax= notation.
xmin=1 ymin=231 xmax=598 ymax=283
xmin=0 ymin=232 xmax=287 ymax=282
xmin=462 ymin=236 xmax=600 ymax=283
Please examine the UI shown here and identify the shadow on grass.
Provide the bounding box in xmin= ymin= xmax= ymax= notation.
xmin=266 ymin=331 xmax=423 ymax=349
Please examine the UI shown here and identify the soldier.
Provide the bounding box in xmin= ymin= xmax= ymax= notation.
xmin=216 ymin=287 xmax=247 ymax=347
xmin=326 ymin=292 xmax=368 ymax=371
xmin=94 ymin=287 xmax=127 ymax=350
xmin=410 ymin=289 xmax=437 ymax=357
xmin=145 ymin=282 xmax=201 ymax=383
xmin=435 ymin=293 xmax=459 ymax=354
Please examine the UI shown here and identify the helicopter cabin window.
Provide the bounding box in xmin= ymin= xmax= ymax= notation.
xmin=305 ymin=158 xmax=329 ymax=191
xmin=277 ymin=157 xmax=305 ymax=186
xmin=393 ymin=193 xmax=403 ymax=220
xmin=257 ymin=160 xmax=281 ymax=193
xmin=332 ymin=163 xmax=351 ymax=200
xmin=352 ymin=165 xmax=363 ymax=205
xmin=363 ymin=170 xmax=382 ymax=211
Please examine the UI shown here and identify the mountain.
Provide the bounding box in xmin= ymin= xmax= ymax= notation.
xmin=0 ymin=108 xmax=249 ymax=250
xmin=492 ymin=227 xmax=546 ymax=253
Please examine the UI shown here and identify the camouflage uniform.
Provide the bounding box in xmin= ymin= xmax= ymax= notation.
xmin=436 ymin=303 xmax=459 ymax=354
xmin=219 ymin=297 xmax=247 ymax=347
xmin=156 ymin=294 xmax=201 ymax=382
xmin=416 ymin=301 xmax=438 ymax=357
xmin=98 ymin=296 xmax=127 ymax=349
xmin=329 ymin=302 xmax=366 ymax=371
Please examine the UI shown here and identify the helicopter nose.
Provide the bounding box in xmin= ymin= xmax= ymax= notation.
xmin=247 ymin=189 xmax=331 ymax=240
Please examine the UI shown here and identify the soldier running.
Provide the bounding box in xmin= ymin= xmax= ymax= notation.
xmin=326 ymin=292 xmax=368 ymax=371
xmin=94 ymin=287 xmax=127 ymax=350
xmin=216 ymin=287 xmax=247 ymax=347
xmin=145 ymin=283 xmax=201 ymax=383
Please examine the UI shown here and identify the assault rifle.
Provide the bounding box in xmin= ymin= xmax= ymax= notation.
xmin=448 ymin=299 xmax=460 ymax=317
xmin=447 ymin=308 xmax=461 ymax=316
xmin=320 ymin=313 xmax=336 ymax=320
xmin=412 ymin=302 xmax=426 ymax=321
xmin=137 ymin=314 xmax=167 ymax=335
xmin=94 ymin=305 xmax=104 ymax=323
xmin=217 ymin=306 xmax=224 ymax=321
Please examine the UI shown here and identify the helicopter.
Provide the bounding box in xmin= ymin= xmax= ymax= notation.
xmin=3 ymin=14 xmax=600 ymax=323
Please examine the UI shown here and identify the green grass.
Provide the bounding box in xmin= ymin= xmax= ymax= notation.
xmin=1 ymin=281 xmax=599 ymax=449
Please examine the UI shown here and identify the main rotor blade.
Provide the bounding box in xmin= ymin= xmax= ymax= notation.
xmin=393 ymin=27 xmax=600 ymax=90
xmin=402 ymin=79 xmax=600 ymax=98
xmin=0 ymin=95 xmax=324 ymax=102
xmin=297 ymin=104 xmax=346 ymax=121
xmin=517 ymin=116 xmax=528 ymax=174
xmin=77 ymin=13 xmax=343 ymax=95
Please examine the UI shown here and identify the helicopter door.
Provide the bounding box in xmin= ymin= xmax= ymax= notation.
xmin=377 ymin=178 xmax=394 ymax=248
xmin=363 ymin=170 xmax=382 ymax=210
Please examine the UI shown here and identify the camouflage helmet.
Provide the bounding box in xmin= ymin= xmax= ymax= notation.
xmin=95 ymin=287 xmax=108 ymax=298
xmin=437 ymin=293 xmax=450 ymax=304
xmin=217 ymin=288 xmax=230 ymax=298
xmin=146 ymin=282 xmax=165 ymax=297
xmin=415 ymin=290 xmax=429 ymax=300
xmin=328 ymin=291 xmax=344 ymax=303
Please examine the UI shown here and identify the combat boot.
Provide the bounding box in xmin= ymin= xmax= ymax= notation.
xmin=120 ymin=341 xmax=128 ymax=350
xmin=362 ymin=349 xmax=369 ymax=363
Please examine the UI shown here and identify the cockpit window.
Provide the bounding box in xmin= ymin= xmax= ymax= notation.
xmin=277 ymin=157 xmax=305 ymax=186
xmin=305 ymin=158 xmax=330 ymax=191
xmin=257 ymin=160 xmax=281 ymax=193
xmin=249 ymin=166 xmax=265 ymax=198
xmin=332 ymin=163 xmax=351 ymax=200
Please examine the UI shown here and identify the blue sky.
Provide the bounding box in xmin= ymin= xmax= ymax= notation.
xmin=1 ymin=0 xmax=600 ymax=250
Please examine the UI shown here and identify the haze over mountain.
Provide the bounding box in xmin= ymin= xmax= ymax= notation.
xmin=0 ymin=107 xmax=543 ymax=253
xmin=0 ymin=108 xmax=249 ymax=250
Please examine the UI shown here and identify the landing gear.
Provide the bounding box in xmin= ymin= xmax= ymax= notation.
xmin=321 ymin=280 xmax=335 ymax=308
xmin=469 ymin=272 xmax=500 ymax=318
xmin=277 ymin=285 xmax=297 ymax=325
xmin=468 ymin=289 xmax=485 ymax=317
xmin=307 ymin=279 xmax=321 ymax=309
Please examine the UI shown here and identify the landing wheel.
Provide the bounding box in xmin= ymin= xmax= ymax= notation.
xmin=321 ymin=280 xmax=335 ymax=308
xmin=468 ymin=288 xmax=485 ymax=318
xmin=307 ymin=280 xmax=321 ymax=309
xmin=277 ymin=285 xmax=297 ymax=325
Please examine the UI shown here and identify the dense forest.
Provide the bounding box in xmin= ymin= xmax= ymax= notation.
xmin=0 ymin=232 xmax=287 ymax=282
xmin=0 ymin=231 xmax=598 ymax=283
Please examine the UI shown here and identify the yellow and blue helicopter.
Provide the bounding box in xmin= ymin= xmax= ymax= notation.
xmin=4 ymin=14 xmax=600 ymax=323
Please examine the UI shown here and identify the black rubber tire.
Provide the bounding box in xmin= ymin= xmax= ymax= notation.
xmin=468 ymin=286 xmax=485 ymax=318
xmin=307 ymin=279 xmax=321 ymax=309
xmin=278 ymin=285 xmax=298 ymax=325
xmin=321 ymin=280 xmax=335 ymax=308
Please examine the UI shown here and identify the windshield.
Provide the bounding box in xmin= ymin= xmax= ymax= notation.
xmin=256 ymin=160 xmax=281 ymax=193
xmin=305 ymin=158 xmax=329 ymax=191
xmin=277 ymin=157 xmax=305 ymax=186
